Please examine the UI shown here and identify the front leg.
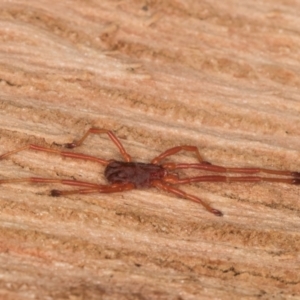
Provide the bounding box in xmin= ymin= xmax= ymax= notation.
xmin=0 ymin=176 xmax=134 ymax=197
xmin=0 ymin=144 xmax=109 ymax=165
xmin=51 ymin=182 xmax=135 ymax=196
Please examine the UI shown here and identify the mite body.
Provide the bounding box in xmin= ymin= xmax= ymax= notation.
xmin=1 ymin=127 xmax=299 ymax=216
xmin=104 ymin=161 xmax=166 ymax=188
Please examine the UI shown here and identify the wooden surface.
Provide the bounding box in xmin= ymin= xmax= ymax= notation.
xmin=1 ymin=1 xmax=300 ymax=299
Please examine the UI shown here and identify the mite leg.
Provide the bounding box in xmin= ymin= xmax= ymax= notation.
xmin=151 ymin=180 xmax=222 ymax=216
xmin=163 ymin=175 xmax=300 ymax=185
xmin=0 ymin=177 xmax=102 ymax=188
xmin=51 ymin=182 xmax=135 ymax=196
xmin=163 ymin=162 xmax=300 ymax=178
xmin=64 ymin=128 xmax=132 ymax=162
xmin=0 ymin=144 xmax=109 ymax=165
xmin=0 ymin=177 xmax=135 ymax=196
xmin=151 ymin=145 xmax=208 ymax=164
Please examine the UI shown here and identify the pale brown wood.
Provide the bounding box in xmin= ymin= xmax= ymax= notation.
xmin=1 ymin=0 xmax=300 ymax=299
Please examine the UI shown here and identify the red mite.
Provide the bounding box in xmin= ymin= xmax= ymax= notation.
xmin=1 ymin=128 xmax=300 ymax=216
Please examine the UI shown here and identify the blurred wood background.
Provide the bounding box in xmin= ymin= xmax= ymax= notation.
xmin=1 ymin=0 xmax=300 ymax=299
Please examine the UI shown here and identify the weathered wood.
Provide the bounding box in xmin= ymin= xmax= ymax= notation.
xmin=0 ymin=1 xmax=300 ymax=299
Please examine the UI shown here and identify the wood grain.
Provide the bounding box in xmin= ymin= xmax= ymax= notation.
xmin=1 ymin=0 xmax=300 ymax=299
